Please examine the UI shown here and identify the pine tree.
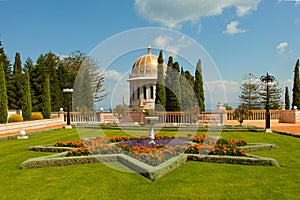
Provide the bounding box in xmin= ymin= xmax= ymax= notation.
xmin=194 ymin=59 xmax=205 ymax=111
xmin=239 ymin=73 xmax=261 ymax=109
xmin=22 ymin=69 xmax=32 ymax=120
xmin=44 ymin=52 xmax=62 ymax=111
xmin=259 ymin=76 xmax=282 ymax=109
xmin=73 ymin=61 xmax=94 ymax=112
xmin=292 ymin=59 xmax=300 ymax=109
xmin=42 ymin=75 xmax=51 ymax=118
xmin=0 ymin=62 xmax=8 ymax=123
xmin=0 ymin=41 xmax=11 ymax=82
xmin=13 ymin=52 xmax=22 ymax=74
xmin=0 ymin=42 xmax=13 ymax=111
xmin=73 ymin=56 xmax=106 ymax=115
xmin=155 ymin=50 xmax=166 ymax=111
xmin=57 ymin=62 xmax=69 ymax=111
xmin=285 ymin=86 xmax=290 ymax=110
xmin=8 ymin=52 xmax=23 ymax=110
xmin=30 ymin=54 xmax=47 ymax=111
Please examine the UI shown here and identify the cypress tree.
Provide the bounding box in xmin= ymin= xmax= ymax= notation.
xmin=0 ymin=62 xmax=8 ymax=123
xmin=155 ymin=50 xmax=166 ymax=111
xmin=22 ymin=69 xmax=32 ymax=120
xmin=194 ymin=59 xmax=205 ymax=111
xmin=167 ymin=61 xmax=181 ymax=111
xmin=285 ymin=86 xmax=290 ymax=110
xmin=165 ymin=56 xmax=173 ymax=111
xmin=180 ymin=68 xmax=195 ymax=111
xmin=42 ymin=75 xmax=51 ymax=118
xmin=292 ymin=59 xmax=300 ymax=109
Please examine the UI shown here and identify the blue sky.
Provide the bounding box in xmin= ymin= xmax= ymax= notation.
xmin=1 ymin=0 xmax=300 ymax=109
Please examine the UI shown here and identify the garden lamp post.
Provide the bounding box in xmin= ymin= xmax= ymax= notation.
xmin=63 ymin=87 xmax=73 ymax=129
xmin=260 ymin=73 xmax=275 ymax=133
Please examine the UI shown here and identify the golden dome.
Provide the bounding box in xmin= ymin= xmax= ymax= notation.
xmin=130 ymin=46 xmax=166 ymax=78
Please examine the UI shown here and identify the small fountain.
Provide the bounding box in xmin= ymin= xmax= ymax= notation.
xmin=145 ymin=116 xmax=159 ymax=144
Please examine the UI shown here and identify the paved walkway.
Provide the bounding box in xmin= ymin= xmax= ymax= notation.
xmin=226 ymin=120 xmax=300 ymax=134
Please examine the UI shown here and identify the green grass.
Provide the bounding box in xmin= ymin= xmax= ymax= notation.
xmin=1 ymin=128 xmax=300 ymax=199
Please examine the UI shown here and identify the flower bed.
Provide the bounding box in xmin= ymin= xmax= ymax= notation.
xmin=53 ymin=134 xmax=248 ymax=166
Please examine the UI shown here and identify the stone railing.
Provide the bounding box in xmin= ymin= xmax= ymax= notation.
xmin=64 ymin=110 xmax=227 ymax=125
xmin=226 ymin=110 xmax=281 ymax=120
xmin=63 ymin=109 xmax=300 ymax=125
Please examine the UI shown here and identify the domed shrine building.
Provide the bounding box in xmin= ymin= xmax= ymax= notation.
xmin=128 ymin=46 xmax=166 ymax=110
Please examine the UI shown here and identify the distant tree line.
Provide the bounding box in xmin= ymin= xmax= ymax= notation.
xmin=155 ymin=50 xmax=205 ymax=113
xmin=239 ymin=59 xmax=300 ymax=110
xmin=0 ymin=41 xmax=106 ymax=123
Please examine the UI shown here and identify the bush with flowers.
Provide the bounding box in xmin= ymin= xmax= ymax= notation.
xmin=54 ymin=134 xmax=248 ymax=166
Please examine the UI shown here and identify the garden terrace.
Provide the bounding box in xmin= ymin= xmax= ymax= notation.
xmin=1 ymin=128 xmax=299 ymax=199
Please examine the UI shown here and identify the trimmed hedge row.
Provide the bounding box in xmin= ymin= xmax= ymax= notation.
xmin=272 ymin=130 xmax=300 ymax=138
xmin=187 ymin=154 xmax=279 ymax=166
xmin=239 ymin=143 xmax=278 ymax=152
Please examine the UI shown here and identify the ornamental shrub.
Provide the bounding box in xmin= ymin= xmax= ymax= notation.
xmin=8 ymin=114 xmax=23 ymax=123
xmin=31 ymin=112 xmax=43 ymax=120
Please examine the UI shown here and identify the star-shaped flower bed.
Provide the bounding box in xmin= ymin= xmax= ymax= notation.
xmin=57 ymin=134 xmax=248 ymax=166
xmin=22 ymin=134 xmax=279 ymax=180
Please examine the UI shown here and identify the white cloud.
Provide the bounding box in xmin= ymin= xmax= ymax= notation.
xmin=105 ymin=69 xmax=123 ymax=81
xmin=279 ymin=79 xmax=293 ymax=89
xmin=134 ymin=0 xmax=260 ymax=29
xmin=296 ymin=0 xmax=300 ymax=6
xmin=204 ymin=80 xmax=240 ymax=109
xmin=294 ymin=18 xmax=300 ymax=25
xmin=222 ymin=21 xmax=246 ymax=35
xmin=276 ymin=42 xmax=288 ymax=55
xmin=152 ymin=35 xmax=192 ymax=57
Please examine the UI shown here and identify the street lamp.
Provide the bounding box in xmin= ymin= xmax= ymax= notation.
xmin=63 ymin=87 xmax=73 ymax=129
xmin=260 ymin=73 xmax=275 ymax=133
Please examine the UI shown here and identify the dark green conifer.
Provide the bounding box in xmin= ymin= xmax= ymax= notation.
xmin=285 ymin=86 xmax=290 ymax=110
xmin=167 ymin=61 xmax=181 ymax=111
xmin=194 ymin=59 xmax=205 ymax=111
xmin=292 ymin=59 xmax=300 ymax=109
xmin=155 ymin=50 xmax=166 ymax=111
xmin=22 ymin=69 xmax=32 ymax=120
xmin=0 ymin=62 xmax=8 ymax=123
xmin=8 ymin=52 xmax=23 ymax=110
xmin=13 ymin=52 xmax=22 ymax=74
xmin=180 ymin=68 xmax=195 ymax=111
xmin=0 ymin=41 xmax=11 ymax=82
xmin=42 ymin=75 xmax=51 ymax=118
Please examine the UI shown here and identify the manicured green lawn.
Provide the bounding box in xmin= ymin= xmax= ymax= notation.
xmin=1 ymin=128 xmax=300 ymax=199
